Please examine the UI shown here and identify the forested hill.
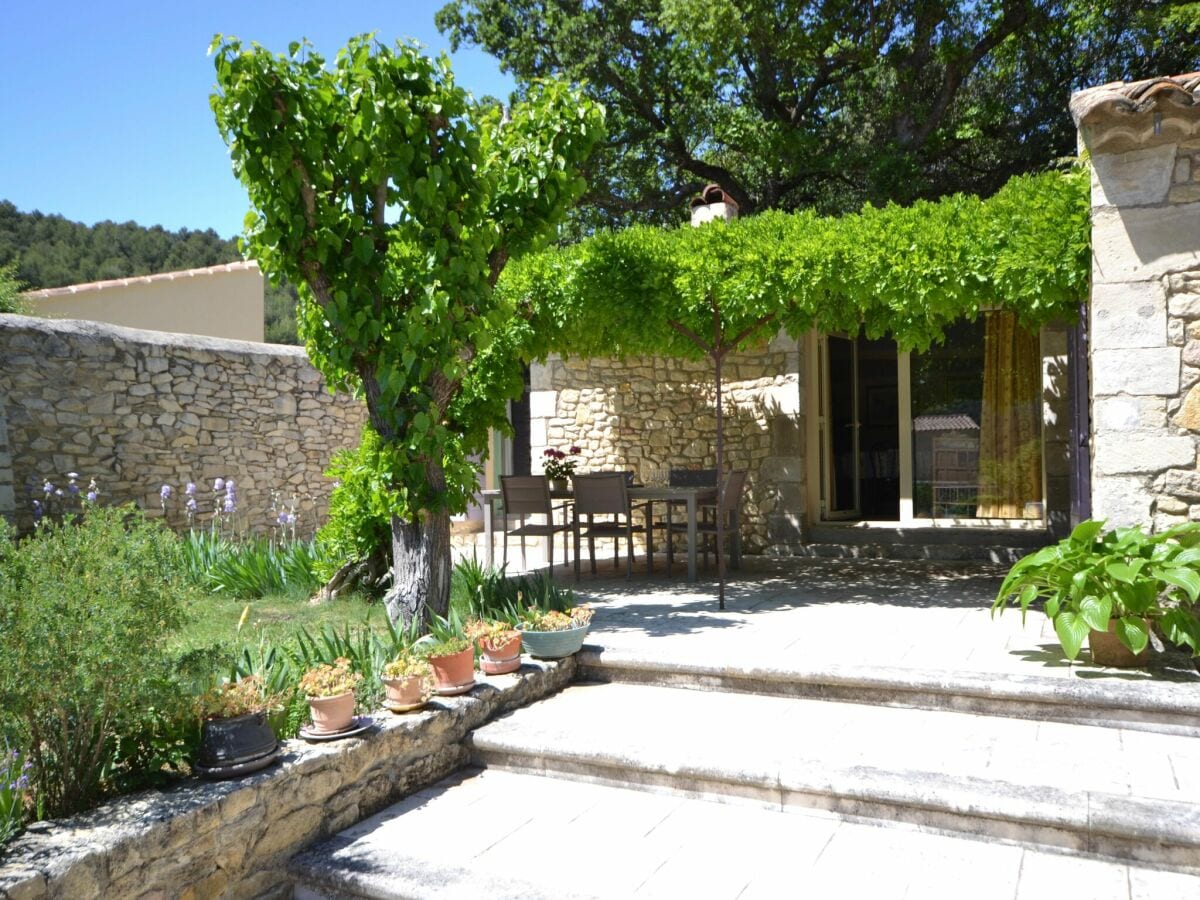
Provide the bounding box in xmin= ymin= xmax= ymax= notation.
xmin=0 ymin=200 xmax=300 ymax=343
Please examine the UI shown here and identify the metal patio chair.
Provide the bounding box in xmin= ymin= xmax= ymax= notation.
xmin=500 ymin=475 xmax=572 ymax=577
xmin=571 ymin=472 xmax=649 ymax=580
xmin=666 ymin=469 xmax=748 ymax=576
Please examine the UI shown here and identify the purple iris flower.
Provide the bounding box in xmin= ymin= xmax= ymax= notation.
xmin=160 ymin=484 xmax=172 ymax=500
xmin=185 ymin=482 xmax=196 ymax=496
xmin=213 ymin=478 xmax=225 ymax=492
xmin=86 ymin=491 xmax=97 ymax=503
xmin=186 ymin=497 xmax=197 ymax=512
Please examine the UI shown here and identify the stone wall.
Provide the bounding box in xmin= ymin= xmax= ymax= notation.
xmin=0 ymin=315 xmax=366 ymax=536
xmin=1072 ymin=76 xmax=1200 ymax=528
xmin=529 ymin=334 xmax=805 ymax=552
xmin=0 ymin=659 xmax=576 ymax=900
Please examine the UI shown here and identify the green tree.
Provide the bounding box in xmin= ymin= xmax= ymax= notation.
xmin=0 ymin=263 xmax=23 ymax=313
xmin=437 ymin=0 xmax=1199 ymax=228
xmin=211 ymin=35 xmax=604 ymax=625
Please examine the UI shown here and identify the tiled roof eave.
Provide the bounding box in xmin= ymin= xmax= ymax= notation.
xmin=1071 ymin=72 xmax=1200 ymax=128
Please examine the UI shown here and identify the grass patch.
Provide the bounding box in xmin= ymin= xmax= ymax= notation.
xmin=171 ymin=592 xmax=386 ymax=654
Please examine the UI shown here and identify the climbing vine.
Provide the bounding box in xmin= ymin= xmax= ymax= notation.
xmin=503 ymin=165 xmax=1091 ymax=358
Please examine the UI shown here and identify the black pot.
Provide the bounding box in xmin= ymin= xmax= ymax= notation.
xmin=199 ymin=711 xmax=278 ymax=768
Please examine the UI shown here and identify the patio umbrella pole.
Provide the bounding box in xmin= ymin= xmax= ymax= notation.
xmin=714 ymin=348 xmax=727 ymax=610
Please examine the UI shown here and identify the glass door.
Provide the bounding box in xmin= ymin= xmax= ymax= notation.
xmin=822 ymin=334 xmax=860 ymax=519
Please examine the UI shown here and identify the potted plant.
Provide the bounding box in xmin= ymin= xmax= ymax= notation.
xmin=993 ymin=519 xmax=1200 ymax=667
xmin=381 ymin=652 xmax=432 ymax=712
xmin=466 ymin=619 xmax=523 ymax=675
xmin=542 ymin=445 xmax=582 ymax=492
xmin=419 ymin=637 xmax=476 ymax=695
xmin=298 ymin=657 xmax=362 ymax=734
xmin=518 ymin=605 xmax=594 ymax=659
xmin=196 ymin=675 xmax=281 ymax=776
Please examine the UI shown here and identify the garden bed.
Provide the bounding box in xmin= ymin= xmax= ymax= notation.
xmin=0 ymin=658 xmax=576 ymax=900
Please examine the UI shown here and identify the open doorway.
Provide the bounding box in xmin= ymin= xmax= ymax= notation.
xmin=820 ymin=333 xmax=899 ymax=521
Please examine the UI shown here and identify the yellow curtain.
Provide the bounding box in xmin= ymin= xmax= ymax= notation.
xmin=976 ymin=311 xmax=1042 ymax=518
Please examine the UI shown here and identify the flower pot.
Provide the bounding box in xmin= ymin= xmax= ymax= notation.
xmin=428 ymin=646 xmax=476 ymax=695
xmin=480 ymin=634 xmax=523 ymax=675
xmin=381 ymin=674 xmax=426 ymax=711
xmin=307 ymin=690 xmax=356 ymax=734
xmin=1089 ymin=619 xmax=1151 ymax=668
xmin=549 ymin=478 xmax=569 ymax=493
xmin=518 ymin=622 xmax=589 ymax=659
xmin=198 ymin=712 xmax=277 ymax=769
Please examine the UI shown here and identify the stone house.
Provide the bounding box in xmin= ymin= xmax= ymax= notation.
xmin=493 ymin=73 xmax=1200 ymax=559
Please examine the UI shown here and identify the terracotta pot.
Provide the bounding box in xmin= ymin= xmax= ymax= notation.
xmin=307 ymin=690 xmax=356 ymax=734
xmin=381 ymin=674 xmax=425 ymax=710
xmin=1089 ymin=619 xmax=1151 ymax=668
xmin=428 ymin=646 xmax=476 ymax=693
xmin=480 ymin=634 xmax=522 ymax=676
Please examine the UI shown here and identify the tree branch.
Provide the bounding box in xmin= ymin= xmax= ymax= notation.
xmin=667 ymin=318 xmax=713 ymax=354
xmin=723 ymin=312 xmax=778 ymax=354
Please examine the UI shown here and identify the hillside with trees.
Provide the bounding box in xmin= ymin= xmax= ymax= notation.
xmin=0 ymin=201 xmax=300 ymax=343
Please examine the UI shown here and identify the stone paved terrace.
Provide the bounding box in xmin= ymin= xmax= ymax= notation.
xmin=566 ymin=556 xmax=1200 ymax=686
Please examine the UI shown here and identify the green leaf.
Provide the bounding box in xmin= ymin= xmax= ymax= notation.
xmin=1113 ymin=616 xmax=1149 ymax=655
xmin=1158 ymin=566 xmax=1200 ymax=603
xmin=1067 ymin=519 xmax=1105 ymax=549
xmin=1104 ymin=560 xmax=1144 ymax=584
xmin=1078 ymin=594 xmax=1112 ymax=632
xmin=1053 ymin=611 xmax=1089 ymax=661
xmin=1160 ymin=608 xmax=1200 ymax=655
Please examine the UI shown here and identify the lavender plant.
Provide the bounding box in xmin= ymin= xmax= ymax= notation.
xmin=0 ymin=745 xmax=33 ymax=846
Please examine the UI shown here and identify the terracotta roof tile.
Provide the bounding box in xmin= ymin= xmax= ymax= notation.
xmin=22 ymin=260 xmax=260 ymax=299
xmin=1071 ymin=72 xmax=1200 ymax=127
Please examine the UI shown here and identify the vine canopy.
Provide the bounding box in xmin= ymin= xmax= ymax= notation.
xmin=504 ymin=166 xmax=1091 ymax=360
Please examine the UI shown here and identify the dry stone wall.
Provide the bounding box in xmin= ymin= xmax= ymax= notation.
xmin=528 ymin=334 xmax=805 ymax=552
xmin=0 ymin=315 xmax=365 ymax=536
xmin=0 ymin=660 xmax=576 ymax=900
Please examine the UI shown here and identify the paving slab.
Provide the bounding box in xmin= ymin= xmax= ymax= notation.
xmin=468 ymin=681 xmax=1200 ymax=867
xmin=567 ymin=558 xmax=1200 ymax=690
xmin=291 ymin=768 xmax=1200 ymax=900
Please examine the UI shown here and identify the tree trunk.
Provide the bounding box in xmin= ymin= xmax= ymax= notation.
xmin=383 ymin=459 xmax=453 ymax=627
xmin=714 ymin=350 xmax=726 ymax=611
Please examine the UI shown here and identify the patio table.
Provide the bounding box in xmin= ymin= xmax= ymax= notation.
xmin=479 ymin=484 xmax=722 ymax=583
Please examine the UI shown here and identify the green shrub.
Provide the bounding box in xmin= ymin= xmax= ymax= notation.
xmin=313 ymin=426 xmax=397 ymax=595
xmin=0 ymin=508 xmax=196 ymax=817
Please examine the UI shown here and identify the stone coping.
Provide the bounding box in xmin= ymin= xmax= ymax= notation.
xmin=0 ymin=658 xmax=575 ymax=900
xmin=577 ymin=645 xmax=1200 ymax=735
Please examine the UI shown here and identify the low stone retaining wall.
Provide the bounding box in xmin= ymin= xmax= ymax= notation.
xmin=0 ymin=659 xmax=576 ymax=900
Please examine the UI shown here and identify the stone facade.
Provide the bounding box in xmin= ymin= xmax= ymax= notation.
xmin=0 ymin=315 xmax=366 ymax=536
xmin=0 ymin=659 xmax=576 ymax=900
xmin=529 ymin=333 xmax=804 ymax=552
xmin=1072 ymin=75 xmax=1200 ymax=528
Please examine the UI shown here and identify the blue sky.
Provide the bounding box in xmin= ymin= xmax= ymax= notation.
xmin=0 ymin=1 xmax=515 ymax=238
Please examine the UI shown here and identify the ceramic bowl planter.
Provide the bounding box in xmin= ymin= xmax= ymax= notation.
xmin=518 ymin=622 xmax=589 ymax=659
xmin=479 ymin=633 xmax=523 ymax=675
xmin=197 ymin=712 xmax=278 ymax=777
xmin=427 ymin=646 xmax=476 ymax=696
xmin=1089 ymin=620 xmax=1152 ymax=667
xmin=307 ymin=691 xmax=356 ymax=734
xmin=195 ymin=676 xmax=281 ymax=778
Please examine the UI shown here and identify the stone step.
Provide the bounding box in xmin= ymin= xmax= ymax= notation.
xmin=778 ymin=541 xmax=1038 ymax=563
xmin=289 ymin=767 xmax=1200 ymax=899
xmin=577 ymin=645 xmax=1200 ymax=737
xmin=806 ymin=524 xmax=1051 ymax=549
xmin=467 ymin=682 xmax=1200 ymax=870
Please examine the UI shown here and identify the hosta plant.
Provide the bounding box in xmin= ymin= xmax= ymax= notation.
xmin=992 ymin=520 xmax=1200 ymax=660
